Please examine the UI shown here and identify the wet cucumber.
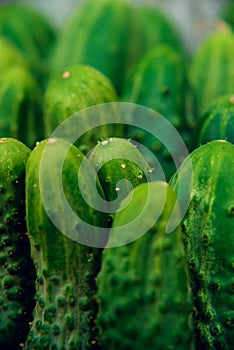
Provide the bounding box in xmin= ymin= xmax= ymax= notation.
xmin=87 ymin=137 xmax=151 ymax=212
xmin=0 ymin=138 xmax=36 ymax=349
xmin=24 ymin=138 xmax=109 ymax=349
xmin=170 ymin=140 xmax=234 ymax=349
xmin=96 ymin=181 xmax=194 ymax=349
xmin=122 ymin=44 xmax=189 ymax=181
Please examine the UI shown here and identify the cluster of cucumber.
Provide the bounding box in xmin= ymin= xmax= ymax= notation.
xmin=0 ymin=0 xmax=234 ymax=349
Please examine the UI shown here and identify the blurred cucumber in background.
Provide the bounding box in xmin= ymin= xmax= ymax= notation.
xmin=0 ymin=0 xmax=227 ymax=55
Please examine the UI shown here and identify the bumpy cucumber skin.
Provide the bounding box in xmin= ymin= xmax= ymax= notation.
xmin=0 ymin=138 xmax=36 ymax=349
xmin=44 ymin=65 xmax=123 ymax=153
xmin=122 ymin=45 xmax=189 ymax=181
xmin=191 ymin=94 xmax=234 ymax=150
xmin=97 ymin=181 xmax=194 ymax=350
xmin=0 ymin=2 xmax=57 ymax=85
xmin=122 ymin=44 xmax=187 ymax=129
xmin=88 ymin=137 xmax=151 ymax=210
xmin=51 ymin=0 xmax=143 ymax=94
xmin=24 ymin=138 xmax=109 ymax=350
xmin=0 ymin=65 xmax=44 ymax=149
xmin=189 ymin=27 xmax=234 ymax=116
xmin=170 ymin=140 xmax=234 ymax=349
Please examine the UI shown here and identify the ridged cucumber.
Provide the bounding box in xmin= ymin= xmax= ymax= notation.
xmin=122 ymin=44 xmax=187 ymax=129
xmin=87 ymin=137 xmax=151 ymax=213
xmin=189 ymin=26 xmax=234 ymax=116
xmin=0 ymin=65 xmax=44 ymax=149
xmin=170 ymin=140 xmax=234 ymax=349
xmin=135 ymin=4 xmax=185 ymax=57
xmin=0 ymin=138 xmax=36 ymax=349
xmin=24 ymin=138 xmax=109 ymax=349
xmin=51 ymin=0 xmax=143 ymax=94
xmin=0 ymin=37 xmax=28 ymax=74
xmin=0 ymin=2 xmax=57 ymax=85
xmin=43 ymin=65 xmax=122 ymax=154
xmin=97 ymin=181 xmax=194 ymax=349
xmin=122 ymin=44 xmax=190 ymax=181
xmin=191 ymin=94 xmax=234 ymax=149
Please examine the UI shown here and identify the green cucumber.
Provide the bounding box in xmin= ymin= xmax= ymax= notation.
xmin=0 ymin=65 xmax=44 ymax=149
xmin=191 ymin=94 xmax=234 ymax=149
xmin=25 ymin=138 xmax=109 ymax=349
xmin=0 ymin=138 xmax=36 ymax=349
xmin=189 ymin=26 xmax=234 ymax=116
xmin=51 ymin=0 xmax=143 ymax=94
xmin=122 ymin=44 xmax=188 ymax=129
xmin=97 ymin=181 xmax=194 ymax=349
xmin=122 ymin=45 xmax=190 ymax=181
xmin=0 ymin=37 xmax=28 ymax=73
xmin=0 ymin=2 xmax=57 ymax=85
xmin=43 ymin=65 xmax=122 ymax=154
xmin=135 ymin=4 xmax=185 ymax=57
xmin=170 ymin=140 xmax=234 ymax=349
xmin=87 ymin=137 xmax=151 ymax=212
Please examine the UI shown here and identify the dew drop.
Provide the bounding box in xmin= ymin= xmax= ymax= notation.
xmin=101 ymin=140 xmax=109 ymax=146
xmin=62 ymin=70 xmax=70 ymax=79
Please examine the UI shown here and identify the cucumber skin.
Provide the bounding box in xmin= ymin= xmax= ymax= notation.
xmin=96 ymin=181 xmax=194 ymax=350
xmin=189 ymin=28 xmax=234 ymax=117
xmin=135 ymin=4 xmax=185 ymax=57
xmin=170 ymin=140 xmax=234 ymax=349
xmin=0 ymin=37 xmax=28 ymax=74
xmin=0 ymin=2 xmax=57 ymax=85
xmin=51 ymin=0 xmax=143 ymax=94
xmin=121 ymin=45 xmax=189 ymax=181
xmin=24 ymin=138 xmax=109 ymax=349
xmin=88 ymin=137 xmax=151 ymax=209
xmin=122 ymin=44 xmax=187 ymax=129
xmin=191 ymin=94 xmax=234 ymax=150
xmin=0 ymin=65 xmax=44 ymax=149
xmin=43 ymin=65 xmax=122 ymax=154
xmin=0 ymin=138 xmax=36 ymax=349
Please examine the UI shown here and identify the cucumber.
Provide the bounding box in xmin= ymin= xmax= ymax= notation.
xmin=0 ymin=138 xmax=36 ymax=349
xmin=87 ymin=137 xmax=151 ymax=212
xmin=0 ymin=37 xmax=28 ymax=73
xmin=122 ymin=44 xmax=189 ymax=181
xmin=122 ymin=44 xmax=188 ymax=129
xmin=97 ymin=181 xmax=194 ymax=349
xmin=135 ymin=4 xmax=185 ymax=57
xmin=189 ymin=26 xmax=234 ymax=116
xmin=24 ymin=138 xmax=109 ymax=349
xmin=51 ymin=0 xmax=143 ymax=94
xmin=43 ymin=65 xmax=122 ymax=154
xmin=0 ymin=65 xmax=44 ymax=149
xmin=0 ymin=2 xmax=57 ymax=85
xmin=170 ymin=140 xmax=234 ymax=349
xmin=191 ymin=94 xmax=234 ymax=149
